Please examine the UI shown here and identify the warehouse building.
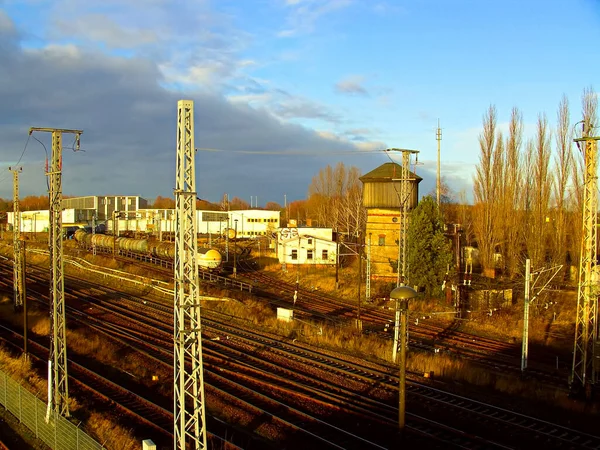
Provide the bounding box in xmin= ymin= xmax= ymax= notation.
xmin=63 ymin=195 xmax=148 ymax=222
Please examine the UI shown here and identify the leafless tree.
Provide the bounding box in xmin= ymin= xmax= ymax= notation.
xmin=473 ymin=105 xmax=501 ymax=274
xmin=307 ymin=162 xmax=365 ymax=235
xmin=523 ymin=114 xmax=553 ymax=269
xmin=499 ymin=107 xmax=524 ymax=278
xmin=551 ymin=95 xmax=573 ymax=275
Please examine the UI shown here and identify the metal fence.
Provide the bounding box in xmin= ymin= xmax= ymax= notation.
xmin=0 ymin=370 xmax=105 ymax=450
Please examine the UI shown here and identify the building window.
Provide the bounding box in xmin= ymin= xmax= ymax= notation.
xmin=291 ymin=250 xmax=298 ymax=260
xmin=308 ymin=238 xmax=312 ymax=245
xmin=379 ymin=235 xmax=385 ymax=246
xmin=307 ymin=249 xmax=313 ymax=260
xmin=322 ymin=249 xmax=328 ymax=260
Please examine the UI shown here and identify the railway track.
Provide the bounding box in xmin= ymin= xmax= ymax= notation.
xmin=239 ymin=265 xmax=571 ymax=388
xmin=70 ymin=238 xmax=569 ymax=387
xmin=1 ymin=252 xmax=595 ymax=448
xmin=9 ymin=258 xmax=599 ymax=449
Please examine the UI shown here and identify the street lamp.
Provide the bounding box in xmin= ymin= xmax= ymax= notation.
xmin=233 ymin=219 xmax=238 ymax=278
xmin=390 ymin=285 xmax=418 ymax=435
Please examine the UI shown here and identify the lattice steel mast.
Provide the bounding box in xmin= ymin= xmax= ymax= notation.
xmin=174 ymin=100 xmax=207 ymax=449
xmin=29 ymin=127 xmax=82 ymax=417
xmin=9 ymin=166 xmax=24 ymax=312
xmin=571 ymin=131 xmax=600 ymax=395
xmin=397 ymin=149 xmax=419 ymax=287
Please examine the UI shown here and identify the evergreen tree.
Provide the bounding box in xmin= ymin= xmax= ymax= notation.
xmin=407 ymin=196 xmax=453 ymax=297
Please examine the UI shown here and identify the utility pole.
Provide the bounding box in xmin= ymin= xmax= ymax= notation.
xmin=91 ymin=213 xmax=96 ymax=256
xmin=436 ymin=120 xmax=442 ymax=209
xmin=233 ymin=219 xmax=238 ymax=278
xmin=9 ymin=166 xmax=24 ymax=312
xmin=335 ymin=232 xmax=339 ymax=290
xmin=357 ymin=238 xmax=362 ymax=332
xmin=394 ymin=149 xmax=419 ymax=288
xmin=29 ymin=127 xmax=81 ymax=418
xmin=389 ymin=148 xmax=419 ymax=363
xmin=173 ymin=100 xmax=207 ymax=449
xmin=22 ymin=240 xmax=28 ymax=359
xmin=571 ymin=131 xmax=600 ymax=397
xmin=521 ymin=259 xmax=531 ymax=372
xmin=366 ymin=233 xmax=372 ymax=302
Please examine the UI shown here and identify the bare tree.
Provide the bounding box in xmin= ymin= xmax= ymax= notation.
xmin=500 ymin=107 xmax=524 ymax=278
xmin=551 ymin=95 xmax=573 ymax=274
xmin=568 ymin=86 xmax=598 ymax=275
xmin=473 ymin=105 xmax=501 ymax=274
xmin=307 ymin=162 xmax=365 ymax=235
xmin=581 ymin=85 xmax=598 ymax=137
xmin=523 ymin=114 xmax=553 ymax=269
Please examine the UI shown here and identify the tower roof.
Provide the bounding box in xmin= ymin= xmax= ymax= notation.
xmin=359 ymin=162 xmax=422 ymax=182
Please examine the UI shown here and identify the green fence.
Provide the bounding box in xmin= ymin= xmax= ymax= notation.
xmin=0 ymin=370 xmax=105 ymax=449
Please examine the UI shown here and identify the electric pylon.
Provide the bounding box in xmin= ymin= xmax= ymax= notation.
xmin=9 ymin=166 xmax=24 ymax=312
xmin=29 ymin=127 xmax=82 ymax=418
xmin=174 ymin=100 xmax=207 ymax=449
xmin=397 ymin=149 xmax=419 ymax=287
xmin=571 ymin=132 xmax=600 ymax=396
xmin=436 ymin=120 xmax=442 ymax=209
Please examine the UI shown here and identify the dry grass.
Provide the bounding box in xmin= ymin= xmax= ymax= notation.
xmin=85 ymin=412 xmax=138 ymax=450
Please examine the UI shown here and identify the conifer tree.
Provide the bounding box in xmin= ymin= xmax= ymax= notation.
xmin=407 ymin=196 xmax=453 ymax=297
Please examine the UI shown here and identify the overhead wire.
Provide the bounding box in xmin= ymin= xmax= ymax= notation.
xmin=196 ymin=147 xmax=391 ymax=156
xmin=31 ymin=134 xmax=50 ymax=191
xmin=0 ymin=133 xmax=32 ymax=185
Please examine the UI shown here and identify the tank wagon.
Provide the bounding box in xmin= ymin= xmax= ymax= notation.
xmin=74 ymin=230 xmax=222 ymax=271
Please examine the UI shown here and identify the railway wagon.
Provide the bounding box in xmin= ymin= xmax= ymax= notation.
xmin=74 ymin=230 xmax=222 ymax=271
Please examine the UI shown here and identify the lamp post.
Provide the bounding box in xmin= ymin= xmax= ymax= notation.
xmin=233 ymin=219 xmax=238 ymax=278
xmin=31 ymin=212 xmax=39 ymax=241
xmin=390 ymin=285 xmax=418 ymax=435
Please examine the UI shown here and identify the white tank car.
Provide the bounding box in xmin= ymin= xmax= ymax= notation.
xmin=197 ymin=248 xmax=222 ymax=269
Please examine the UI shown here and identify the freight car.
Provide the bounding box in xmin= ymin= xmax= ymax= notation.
xmin=74 ymin=230 xmax=222 ymax=271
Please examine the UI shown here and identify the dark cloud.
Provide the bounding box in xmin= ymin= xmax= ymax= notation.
xmin=0 ymin=19 xmax=373 ymax=205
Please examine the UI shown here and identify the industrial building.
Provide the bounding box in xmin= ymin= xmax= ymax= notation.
xmin=276 ymin=227 xmax=337 ymax=265
xmin=6 ymin=196 xmax=280 ymax=240
xmin=63 ymin=195 xmax=149 ymax=221
xmin=360 ymin=162 xmax=422 ymax=280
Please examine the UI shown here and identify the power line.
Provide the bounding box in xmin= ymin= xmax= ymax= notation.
xmin=196 ymin=147 xmax=390 ymax=155
xmin=0 ymin=134 xmax=32 ymax=184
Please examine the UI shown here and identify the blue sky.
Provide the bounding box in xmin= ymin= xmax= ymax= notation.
xmin=0 ymin=0 xmax=598 ymax=206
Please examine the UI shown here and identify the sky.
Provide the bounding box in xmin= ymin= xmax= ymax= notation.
xmin=0 ymin=0 xmax=598 ymax=207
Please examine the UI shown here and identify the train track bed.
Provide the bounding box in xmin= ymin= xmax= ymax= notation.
xmin=64 ymin=240 xmax=568 ymax=386
xmin=242 ymin=268 xmax=571 ymax=386
xmin=2 ymin=252 xmax=598 ymax=448
xmin=14 ymin=260 xmax=599 ymax=450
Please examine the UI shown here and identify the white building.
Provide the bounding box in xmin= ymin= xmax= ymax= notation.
xmin=277 ymin=227 xmax=337 ymax=265
xmin=227 ymin=210 xmax=280 ymax=238
xmin=111 ymin=209 xmax=280 ymax=238
xmin=8 ymin=209 xmax=81 ymax=233
xmin=63 ymin=196 xmax=149 ymax=221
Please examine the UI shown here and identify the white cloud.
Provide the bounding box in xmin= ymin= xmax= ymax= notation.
xmin=0 ymin=24 xmax=370 ymax=204
xmin=54 ymin=14 xmax=158 ymax=49
xmin=278 ymin=0 xmax=352 ymax=37
xmin=335 ymin=75 xmax=368 ymax=95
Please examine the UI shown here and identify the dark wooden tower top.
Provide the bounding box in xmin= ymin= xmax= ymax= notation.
xmin=360 ymin=162 xmax=422 ymax=209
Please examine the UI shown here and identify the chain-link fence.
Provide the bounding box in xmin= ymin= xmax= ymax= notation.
xmin=0 ymin=370 xmax=105 ymax=449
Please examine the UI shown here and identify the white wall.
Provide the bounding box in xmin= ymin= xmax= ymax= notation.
xmin=277 ymin=228 xmax=337 ymax=265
